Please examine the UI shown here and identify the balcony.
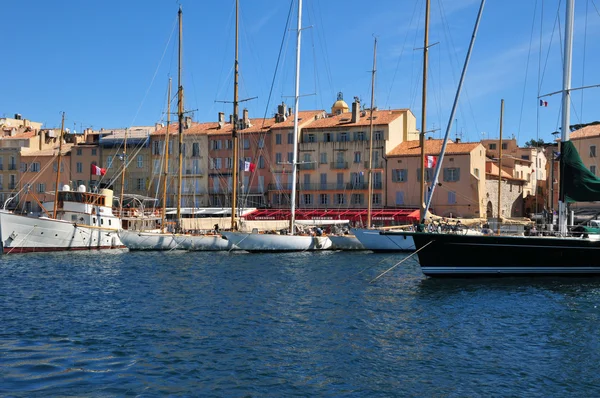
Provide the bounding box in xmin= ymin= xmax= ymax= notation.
xmin=330 ymin=162 xmax=348 ymax=170
xmin=8 ymin=164 xmax=17 ymax=171
xmin=184 ymin=169 xmax=203 ymax=176
xmin=364 ymin=160 xmax=384 ymax=169
xmin=298 ymin=162 xmax=316 ymax=170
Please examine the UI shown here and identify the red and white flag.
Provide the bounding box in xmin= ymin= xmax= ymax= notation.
xmin=244 ymin=161 xmax=256 ymax=172
xmin=91 ymin=164 xmax=106 ymax=176
xmin=425 ymin=155 xmax=437 ymax=168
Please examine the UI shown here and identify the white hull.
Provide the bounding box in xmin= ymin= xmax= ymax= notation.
xmin=328 ymin=235 xmax=365 ymax=250
xmin=118 ymin=229 xmax=237 ymax=251
xmin=118 ymin=229 xmax=181 ymax=251
xmin=221 ymin=231 xmax=332 ymax=252
xmin=351 ymin=228 xmax=416 ymax=252
xmin=0 ymin=211 xmax=123 ymax=254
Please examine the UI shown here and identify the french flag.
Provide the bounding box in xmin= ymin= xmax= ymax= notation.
xmin=425 ymin=155 xmax=437 ymax=168
xmin=244 ymin=161 xmax=256 ymax=172
xmin=540 ymin=99 xmax=548 ymax=107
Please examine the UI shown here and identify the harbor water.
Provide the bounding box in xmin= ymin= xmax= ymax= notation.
xmin=2 ymin=250 xmax=600 ymax=396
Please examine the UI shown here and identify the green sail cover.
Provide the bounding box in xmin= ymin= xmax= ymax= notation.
xmin=562 ymin=140 xmax=600 ymax=202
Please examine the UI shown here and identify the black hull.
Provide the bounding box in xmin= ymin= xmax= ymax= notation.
xmin=384 ymin=232 xmax=600 ymax=277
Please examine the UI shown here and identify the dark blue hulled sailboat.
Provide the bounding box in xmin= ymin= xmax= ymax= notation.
xmin=384 ymin=0 xmax=600 ymax=277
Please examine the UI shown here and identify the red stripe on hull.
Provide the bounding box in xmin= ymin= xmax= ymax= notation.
xmin=3 ymin=245 xmax=126 ymax=254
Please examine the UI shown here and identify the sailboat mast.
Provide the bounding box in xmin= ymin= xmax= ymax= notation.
xmin=289 ymin=0 xmax=302 ymax=236
xmin=419 ymin=0 xmax=430 ymax=224
xmin=176 ymin=6 xmax=184 ymax=232
xmin=558 ymin=0 xmax=574 ymax=235
xmin=53 ymin=111 xmax=65 ymax=219
xmin=161 ymin=77 xmax=172 ymax=233
xmin=119 ymin=128 xmax=127 ymax=217
xmin=366 ymin=37 xmax=377 ymax=229
xmin=423 ymin=0 xmax=486 ymax=218
xmin=231 ymin=0 xmax=240 ymax=230
xmin=497 ymin=99 xmax=504 ymax=234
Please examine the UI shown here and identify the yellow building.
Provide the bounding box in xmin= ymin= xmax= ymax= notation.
xmin=386 ymin=139 xmax=486 ymax=218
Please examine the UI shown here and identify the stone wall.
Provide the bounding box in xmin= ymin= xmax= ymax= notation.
xmin=484 ymin=179 xmax=524 ymax=218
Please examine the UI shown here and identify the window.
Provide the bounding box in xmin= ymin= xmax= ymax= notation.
xmin=320 ymin=193 xmax=328 ymax=205
xmin=53 ymin=162 xmax=64 ymax=172
xmin=337 ymin=173 xmax=344 ymax=188
xmin=591 ymin=165 xmax=597 ymax=175
xmin=307 ymin=134 xmax=315 ymax=143
xmin=192 ymin=159 xmax=200 ymax=174
xmin=591 ymin=145 xmax=597 ymax=158
xmin=335 ymin=193 xmax=346 ymax=205
xmin=392 ymin=169 xmax=408 ymax=182
xmin=276 ymin=153 xmax=282 ymax=164
xmin=153 ymin=140 xmax=161 ymax=155
xmin=448 ymin=191 xmax=457 ymax=204
xmin=76 ymin=162 xmax=83 ymax=173
xmin=474 ymin=168 xmax=479 ymax=178
xmin=91 ymin=149 xmax=97 ymax=156
xmin=354 ymin=152 xmax=361 ymax=163
xmin=215 ymin=158 xmax=222 ymax=169
xmin=258 ymin=155 xmax=265 ymax=169
xmin=136 ymin=178 xmax=145 ymax=190
xmin=211 ymin=140 xmax=222 ymax=150
xmin=324 ymin=133 xmax=332 ymax=142
xmin=355 ymin=131 xmax=365 ymax=141
xmin=351 ymin=193 xmax=362 ymax=205
xmin=302 ymin=194 xmax=313 ymax=205
xmin=372 ymin=193 xmax=381 ymax=205
xmin=416 ymin=168 xmax=433 ymax=182
xmin=258 ymin=137 xmax=265 ymax=148
xmin=30 ymin=162 xmax=40 ymax=172
xmin=320 ymin=173 xmax=327 ymax=188
xmin=287 ymin=133 xmax=293 ymax=144
xmin=395 ymin=191 xmax=404 ymax=205
xmin=243 ymin=139 xmax=250 ymax=149
xmin=0 ymin=156 xmax=3 ymax=170
xmin=320 ymin=152 xmax=327 ymax=164
xmin=225 ymin=139 xmax=232 ymax=149
xmin=339 ymin=132 xmax=349 ymax=142
xmin=225 ymin=157 xmax=233 ymax=169
xmin=137 ymin=155 xmax=143 ymax=168
xmin=38 ymin=183 xmax=45 ymax=193
xmin=76 ymin=148 xmax=82 ymax=156
xmin=521 ymin=155 xmax=530 ymax=160
xmin=276 ymin=134 xmax=282 ymax=145
xmin=192 ymin=143 xmax=200 ymax=157
xmin=489 ymin=143 xmax=497 ymax=150
xmin=502 ymin=143 xmax=508 ymax=150
xmin=153 ymin=159 xmax=161 ymax=173
xmin=21 ymin=162 xmax=27 ymax=172
xmin=443 ymin=167 xmax=460 ymax=182
xmin=374 ymin=130 xmax=383 ymax=141
xmin=288 ymin=152 xmax=293 ymax=164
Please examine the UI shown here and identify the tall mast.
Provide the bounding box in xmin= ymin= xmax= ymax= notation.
xmin=176 ymin=6 xmax=184 ymax=231
xmin=423 ymin=0 xmax=486 ymax=217
xmin=119 ymin=128 xmax=127 ymax=218
xmin=558 ymin=0 xmax=574 ymax=235
xmin=53 ymin=112 xmax=65 ymax=219
xmin=366 ymin=38 xmax=377 ymax=229
xmin=497 ymin=99 xmax=504 ymax=234
xmin=289 ymin=0 xmax=303 ymax=235
xmin=418 ymin=0 xmax=430 ymax=224
xmin=161 ymin=78 xmax=172 ymax=233
xmin=231 ymin=0 xmax=240 ymax=230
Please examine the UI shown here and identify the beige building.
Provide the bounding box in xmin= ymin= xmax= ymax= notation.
xmin=484 ymin=159 xmax=527 ymax=218
xmin=293 ymin=96 xmax=418 ymax=209
xmin=386 ymin=139 xmax=486 ymax=218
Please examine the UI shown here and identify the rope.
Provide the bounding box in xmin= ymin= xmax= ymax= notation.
xmin=6 ymin=224 xmax=38 ymax=254
xmin=369 ymin=239 xmax=434 ymax=283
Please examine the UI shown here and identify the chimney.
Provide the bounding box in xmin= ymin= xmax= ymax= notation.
xmin=276 ymin=102 xmax=287 ymax=123
xmin=242 ymin=109 xmax=250 ymax=128
xmin=184 ymin=116 xmax=192 ymax=129
xmin=154 ymin=122 xmax=164 ymax=131
xmin=351 ymin=97 xmax=360 ymax=123
xmin=455 ymin=138 xmax=461 ymax=143
xmin=229 ymin=114 xmax=233 ymax=124
xmin=288 ymin=107 xmax=293 ymax=117
xmin=218 ymin=112 xmax=225 ymax=129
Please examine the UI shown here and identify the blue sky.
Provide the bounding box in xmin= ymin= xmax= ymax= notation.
xmin=2 ymin=0 xmax=600 ymax=145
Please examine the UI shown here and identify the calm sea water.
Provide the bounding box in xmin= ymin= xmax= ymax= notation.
xmin=2 ymin=249 xmax=600 ymax=397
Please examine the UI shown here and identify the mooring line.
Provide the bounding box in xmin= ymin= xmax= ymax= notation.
xmin=369 ymin=240 xmax=434 ymax=284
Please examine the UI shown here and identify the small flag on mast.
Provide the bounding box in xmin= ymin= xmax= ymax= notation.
xmin=91 ymin=164 xmax=106 ymax=176
xmin=540 ymin=99 xmax=548 ymax=107
xmin=425 ymin=155 xmax=438 ymax=168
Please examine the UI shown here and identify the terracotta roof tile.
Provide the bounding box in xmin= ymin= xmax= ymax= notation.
xmin=303 ymin=109 xmax=409 ymax=130
xmin=570 ymin=124 xmax=600 ymax=140
xmin=387 ymin=139 xmax=480 ymax=157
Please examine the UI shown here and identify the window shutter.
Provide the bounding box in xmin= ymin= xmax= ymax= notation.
xmin=443 ymin=168 xmax=449 ymax=182
xmin=456 ymin=168 xmax=461 ymax=181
